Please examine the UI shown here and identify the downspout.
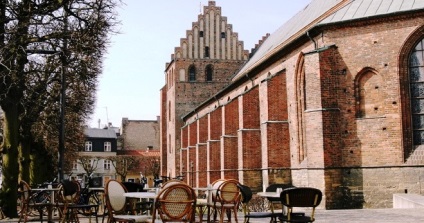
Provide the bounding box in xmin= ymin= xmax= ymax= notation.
xmin=306 ymin=31 xmax=318 ymax=50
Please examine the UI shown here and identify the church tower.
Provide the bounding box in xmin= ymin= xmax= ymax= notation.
xmin=160 ymin=1 xmax=249 ymax=177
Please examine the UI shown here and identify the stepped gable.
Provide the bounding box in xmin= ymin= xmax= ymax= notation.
xmin=250 ymin=33 xmax=270 ymax=58
xmin=173 ymin=1 xmax=249 ymax=61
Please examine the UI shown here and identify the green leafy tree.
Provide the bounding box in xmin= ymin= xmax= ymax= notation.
xmin=0 ymin=0 xmax=119 ymax=217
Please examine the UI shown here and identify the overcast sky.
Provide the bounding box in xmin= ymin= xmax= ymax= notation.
xmin=87 ymin=0 xmax=311 ymax=129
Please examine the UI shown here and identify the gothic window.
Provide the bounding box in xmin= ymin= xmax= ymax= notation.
xmin=206 ymin=64 xmax=213 ymax=81
xmin=355 ymin=68 xmax=383 ymax=118
xmin=295 ymin=54 xmax=306 ymax=162
xmin=221 ymin=32 xmax=226 ymax=38
xmin=199 ymin=31 xmax=204 ymax=37
xmin=410 ymin=38 xmax=424 ymax=145
xmin=189 ymin=65 xmax=196 ymax=82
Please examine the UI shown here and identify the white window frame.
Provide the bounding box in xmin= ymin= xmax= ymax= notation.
xmin=72 ymin=161 xmax=78 ymax=170
xmin=104 ymin=141 xmax=111 ymax=151
xmin=85 ymin=141 xmax=92 ymax=151
xmin=104 ymin=160 xmax=111 ymax=170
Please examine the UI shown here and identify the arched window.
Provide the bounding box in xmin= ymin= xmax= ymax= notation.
xmin=355 ymin=68 xmax=383 ymax=118
xmin=206 ymin=64 xmax=213 ymax=81
xmin=295 ymin=53 xmax=306 ymax=162
xmin=189 ymin=65 xmax=196 ymax=82
xmin=410 ymin=38 xmax=424 ymax=145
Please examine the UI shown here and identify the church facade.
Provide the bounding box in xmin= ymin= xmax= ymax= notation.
xmin=161 ymin=0 xmax=424 ymax=208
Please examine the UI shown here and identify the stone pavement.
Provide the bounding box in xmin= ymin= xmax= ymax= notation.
xmin=1 ymin=208 xmax=424 ymax=222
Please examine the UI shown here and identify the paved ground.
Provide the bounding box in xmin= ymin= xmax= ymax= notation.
xmin=1 ymin=208 xmax=424 ymax=223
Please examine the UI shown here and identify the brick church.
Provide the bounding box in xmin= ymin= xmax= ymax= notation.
xmin=160 ymin=0 xmax=424 ymax=208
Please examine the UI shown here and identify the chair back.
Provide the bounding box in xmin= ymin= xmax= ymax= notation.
xmin=161 ymin=179 xmax=183 ymax=189
xmin=280 ymin=187 xmax=322 ymax=208
xmin=155 ymin=182 xmax=196 ymax=222
xmin=105 ymin=179 xmax=128 ymax=214
xmin=266 ymin=183 xmax=294 ymax=202
xmin=216 ymin=179 xmax=241 ymax=204
xmin=58 ymin=180 xmax=80 ymax=204
xmin=18 ymin=181 xmax=31 ymax=203
xmin=237 ymin=184 xmax=253 ymax=204
xmin=122 ymin=181 xmax=145 ymax=192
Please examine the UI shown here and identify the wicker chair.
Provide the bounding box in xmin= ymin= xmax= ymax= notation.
xmin=104 ymin=180 xmax=150 ymax=223
xmin=238 ymin=184 xmax=281 ymax=223
xmin=152 ymin=182 xmax=196 ymax=223
xmin=18 ymin=180 xmax=52 ymax=223
xmin=278 ymin=187 xmax=322 ymax=223
xmin=208 ymin=179 xmax=241 ymax=223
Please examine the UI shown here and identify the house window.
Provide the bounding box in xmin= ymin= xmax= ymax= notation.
xmin=85 ymin=141 xmax=92 ymax=151
xmin=104 ymin=142 xmax=111 ymax=151
xmin=206 ymin=64 xmax=213 ymax=81
xmin=72 ymin=161 xmax=78 ymax=170
xmin=104 ymin=160 xmax=111 ymax=170
xmin=410 ymin=37 xmax=424 ymax=145
xmin=221 ymin=32 xmax=226 ymax=38
xmin=189 ymin=65 xmax=196 ymax=82
xmin=199 ymin=31 xmax=204 ymax=37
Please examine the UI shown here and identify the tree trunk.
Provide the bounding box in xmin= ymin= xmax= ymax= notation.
xmin=0 ymin=104 xmax=20 ymax=218
xmin=19 ymin=138 xmax=31 ymax=183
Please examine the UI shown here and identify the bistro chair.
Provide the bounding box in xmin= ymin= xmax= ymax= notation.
xmin=278 ymin=187 xmax=322 ymax=223
xmin=18 ymin=180 xmax=51 ymax=223
xmin=238 ymin=184 xmax=281 ymax=223
xmin=57 ymin=180 xmax=99 ymax=223
xmin=104 ymin=179 xmax=150 ymax=223
xmin=266 ymin=183 xmax=294 ymax=214
xmin=208 ymin=179 xmax=241 ymax=223
xmin=152 ymin=182 xmax=196 ymax=223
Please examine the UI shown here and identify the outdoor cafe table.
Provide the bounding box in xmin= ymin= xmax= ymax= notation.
xmin=123 ymin=192 xmax=157 ymax=216
xmin=31 ymin=187 xmax=60 ymax=223
xmin=193 ymin=187 xmax=216 ymax=223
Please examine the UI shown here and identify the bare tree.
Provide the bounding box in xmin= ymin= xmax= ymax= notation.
xmin=108 ymin=156 xmax=140 ymax=182
xmin=0 ymin=0 xmax=119 ymax=217
xmin=141 ymin=157 xmax=160 ymax=179
xmin=77 ymin=156 xmax=101 ymax=178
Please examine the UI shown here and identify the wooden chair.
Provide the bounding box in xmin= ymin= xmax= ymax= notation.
xmin=238 ymin=184 xmax=281 ymax=223
xmin=152 ymin=182 xmax=196 ymax=223
xmin=278 ymin=187 xmax=322 ymax=223
xmin=57 ymin=180 xmax=100 ymax=223
xmin=104 ymin=179 xmax=150 ymax=223
xmin=18 ymin=180 xmax=52 ymax=223
xmin=208 ymin=179 xmax=241 ymax=223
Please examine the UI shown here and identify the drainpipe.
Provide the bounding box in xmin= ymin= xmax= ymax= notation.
xmin=306 ymin=31 xmax=318 ymax=50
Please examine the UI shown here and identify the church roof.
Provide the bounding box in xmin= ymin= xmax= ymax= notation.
xmin=85 ymin=128 xmax=117 ymax=139
xmin=320 ymin=0 xmax=424 ymax=25
xmin=232 ymin=0 xmax=424 ymax=81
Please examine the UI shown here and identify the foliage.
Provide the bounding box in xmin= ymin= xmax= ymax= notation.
xmin=0 ymin=0 xmax=120 ymax=218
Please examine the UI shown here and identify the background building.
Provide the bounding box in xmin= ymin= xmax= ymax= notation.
xmin=73 ymin=128 xmax=118 ymax=186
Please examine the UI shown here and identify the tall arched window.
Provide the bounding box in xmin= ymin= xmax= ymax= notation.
xmin=206 ymin=64 xmax=213 ymax=81
xmin=410 ymin=38 xmax=424 ymax=145
xmin=189 ymin=65 xmax=196 ymax=82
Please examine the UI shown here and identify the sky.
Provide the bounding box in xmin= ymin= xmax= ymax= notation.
xmin=87 ymin=0 xmax=312 ymax=129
